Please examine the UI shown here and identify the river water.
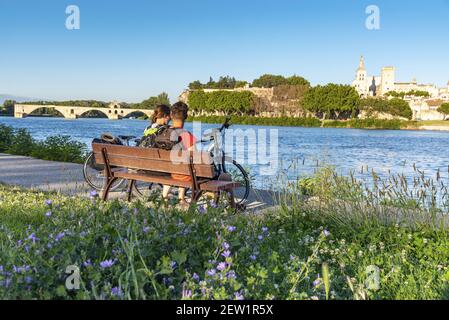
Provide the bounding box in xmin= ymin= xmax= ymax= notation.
xmin=2 ymin=116 xmax=449 ymax=189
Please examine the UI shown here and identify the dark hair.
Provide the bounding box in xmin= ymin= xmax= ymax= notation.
xmin=170 ymin=102 xmax=189 ymax=121
xmin=151 ymin=104 xmax=171 ymax=123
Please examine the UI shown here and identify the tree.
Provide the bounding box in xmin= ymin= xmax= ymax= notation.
xmin=302 ymin=84 xmax=360 ymax=121
xmin=387 ymin=98 xmax=413 ymax=120
xmin=2 ymin=100 xmax=15 ymax=115
xmin=188 ymin=80 xmax=203 ymax=90
xmin=438 ymin=103 xmax=449 ymax=120
xmin=287 ymin=75 xmax=310 ymax=87
xmin=252 ymin=74 xmax=288 ymax=88
xmin=157 ymin=92 xmax=170 ymax=106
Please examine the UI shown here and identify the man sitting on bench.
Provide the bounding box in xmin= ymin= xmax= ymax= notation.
xmin=161 ymin=102 xmax=197 ymax=206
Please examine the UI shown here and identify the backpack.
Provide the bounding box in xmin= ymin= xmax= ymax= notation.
xmin=138 ymin=125 xmax=175 ymax=149
xmin=153 ymin=127 xmax=184 ymax=151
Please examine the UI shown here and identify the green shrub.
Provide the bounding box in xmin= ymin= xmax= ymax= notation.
xmin=324 ymin=118 xmax=407 ymax=130
xmin=1 ymin=124 xmax=87 ymax=163
xmin=31 ymin=135 xmax=87 ymax=163
xmin=188 ymin=115 xmax=321 ymax=127
xmin=0 ymin=124 xmax=14 ymax=152
xmin=7 ymin=128 xmax=35 ymax=156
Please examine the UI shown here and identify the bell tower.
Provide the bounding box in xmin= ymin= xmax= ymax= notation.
xmin=356 ymin=56 xmax=367 ymax=82
xmin=352 ymin=56 xmax=368 ymax=96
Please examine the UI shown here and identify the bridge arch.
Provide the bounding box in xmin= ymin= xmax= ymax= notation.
xmin=78 ymin=109 xmax=109 ymax=119
xmin=123 ymin=110 xmax=150 ymax=119
xmin=27 ymin=106 xmax=65 ymax=118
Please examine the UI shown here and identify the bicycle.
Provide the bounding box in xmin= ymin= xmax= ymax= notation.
xmin=83 ymin=135 xmax=151 ymax=195
xmin=194 ymin=117 xmax=251 ymax=206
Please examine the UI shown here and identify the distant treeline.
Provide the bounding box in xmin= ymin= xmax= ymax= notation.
xmin=188 ymin=74 xmax=310 ymax=90
xmin=187 ymin=74 xmax=415 ymax=121
xmin=188 ymin=115 xmax=416 ymax=130
xmin=2 ymin=92 xmax=171 ymax=116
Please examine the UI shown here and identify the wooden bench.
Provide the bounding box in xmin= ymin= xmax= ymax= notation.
xmin=92 ymin=143 xmax=242 ymax=209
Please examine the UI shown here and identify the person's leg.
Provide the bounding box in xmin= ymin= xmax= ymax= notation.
xmin=162 ymin=185 xmax=171 ymax=199
xmin=178 ymin=187 xmax=186 ymax=200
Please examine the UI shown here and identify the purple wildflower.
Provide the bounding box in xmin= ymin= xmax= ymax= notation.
xmin=55 ymin=232 xmax=65 ymax=242
xmin=83 ymin=259 xmax=92 ymax=267
xmin=27 ymin=233 xmax=39 ymax=243
xmin=227 ymin=270 xmax=237 ymax=279
xmin=192 ymin=273 xmax=200 ymax=281
xmin=234 ymin=292 xmax=244 ymax=300
xmin=209 ymin=201 xmax=218 ymax=209
xmin=89 ymin=190 xmax=98 ymax=198
xmin=227 ymin=226 xmax=236 ymax=232
xmin=198 ymin=205 xmax=206 ymax=214
xmin=250 ymin=255 xmax=257 ymax=261
xmin=324 ymin=230 xmax=330 ymax=237
xmin=143 ymin=226 xmax=150 ymax=233
xmin=45 ymin=211 xmax=52 ymax=218
xmin=313 ymin=274 xmax=321 ymax=287
xmin=100 ymin=259 xmax=115 ymax=269
xmin=111 ymin=287 xmax=122 ymax=297
xmin=222 ymin=242 xmax=230 ymax=250
xmin=207 ymin=269 xmax=216 ymax=277
xmin=45 ymin=199 xmax=52 ymax=206
xmin=262 ymin=227 xmax=268 ymax=233
xmin=217 ymin=262 xmax=227 ymax=271
xmin=170 ymin=261 xmax=177 ymax=269
xmin=258 ymin=235 xmax=263 ymax=240
xmin=182 ymin=288 xmax=192 ymax=299
xmin=221 ymin=250 xmax=231 ymax=258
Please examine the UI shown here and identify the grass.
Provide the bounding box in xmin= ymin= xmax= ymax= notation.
xmin=2 ymin=166 xmax=449 ymax=300
xmin=417 ymin=120 xmax=449 ymax=126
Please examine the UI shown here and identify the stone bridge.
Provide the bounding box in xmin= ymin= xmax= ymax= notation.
xmin=14 ymin=103 xmax=153 ymax=120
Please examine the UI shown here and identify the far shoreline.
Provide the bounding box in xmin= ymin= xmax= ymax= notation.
xmin=2 ymin=114 xmax=449 ymax=132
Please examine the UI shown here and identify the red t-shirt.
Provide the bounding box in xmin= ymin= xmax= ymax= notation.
xmin=179 ymin=131 xmax=196 ymax=150
xmin=172 ymin=130 xmax=197 ymax=182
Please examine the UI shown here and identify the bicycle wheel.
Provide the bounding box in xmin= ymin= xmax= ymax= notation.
xmin=133 ymin=181 xmax=164 ymax=198
xmin=222 ymin=157 xmax=251 ymax=205
xmin=83 ymin=152 xmax=126 ymax=191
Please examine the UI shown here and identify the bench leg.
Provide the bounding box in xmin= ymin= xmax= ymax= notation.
xmin=102 ymin=177 xmax=118 ymax=201
xmin=127 ymin=180 xmax=135 ymax=202
xmin=189 ymin=190 xmax=203 ymax=209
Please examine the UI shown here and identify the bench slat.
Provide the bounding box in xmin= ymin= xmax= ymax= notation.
xmin=92 ymin=143 xmax=213 ymax=164
xmin=114 ymin=171 xmax=241 ymax=191
xmin=92 ymin=143 xmax=215 ymax=178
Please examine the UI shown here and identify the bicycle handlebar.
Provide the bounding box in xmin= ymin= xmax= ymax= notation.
xmin=219 ymin=116 xmax=231 ymax=132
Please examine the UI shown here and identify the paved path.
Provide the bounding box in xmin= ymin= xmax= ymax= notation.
xmin=0 ymin=153 xmax=278 ymax=212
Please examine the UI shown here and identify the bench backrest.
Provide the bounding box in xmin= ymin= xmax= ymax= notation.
xmin=92 ymin=143 xmax=215 ymax=178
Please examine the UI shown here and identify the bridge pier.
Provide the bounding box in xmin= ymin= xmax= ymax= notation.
xmin=108 ymin=114 xmax=122 ymax=120
xmin=14 ymin=111 xmax=27 ymax=118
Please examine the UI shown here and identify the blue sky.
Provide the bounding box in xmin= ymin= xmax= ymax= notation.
xmin=1 ymin=0 xmax=449 ymax=102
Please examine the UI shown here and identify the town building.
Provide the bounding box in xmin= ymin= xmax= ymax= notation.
xmin=352 ymin=56 xmax=449 ymax=98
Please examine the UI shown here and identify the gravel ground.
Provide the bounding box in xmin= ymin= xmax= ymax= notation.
xmin=0 ymin=153 xmax=277 ymax=211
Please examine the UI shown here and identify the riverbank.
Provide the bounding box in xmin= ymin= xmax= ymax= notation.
xmin=190 ymin=115 xmax=449 ymax=131
xmin=3 ymin=114 xmax=449 ymax=131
